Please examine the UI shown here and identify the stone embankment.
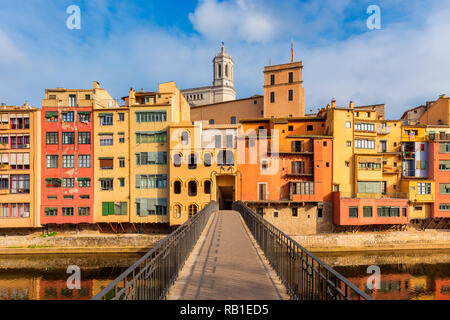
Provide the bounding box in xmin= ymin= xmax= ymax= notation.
xmin=0 ymin=232 xmax=166 ymax=254
xmin=293 ymin=229 xmax=450 ymax=252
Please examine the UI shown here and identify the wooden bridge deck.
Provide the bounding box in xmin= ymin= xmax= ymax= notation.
xmin=167 ymin=210 xmax=289 ymax=300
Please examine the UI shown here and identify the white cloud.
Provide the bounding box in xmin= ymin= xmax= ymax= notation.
xmin=189 ymin=0 xmax=279 ymax=43
xmin=0 ymin=30 xmax=25 ymax=66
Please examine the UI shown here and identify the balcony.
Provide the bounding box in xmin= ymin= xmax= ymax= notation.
xmin=0 ymin=123 xmax=9 ymax=130
xmin=0 ymin=188 xmax=9 ymax=195
xmin=0 ymin=143 xmax=9 ymax=150
xmin=0 ymin=164 xmax=10 ymax=171
xmin=382 ymin=165 xmax=400 ymax=174
xmin=377 ymin=127 xmax=390 ymax=134
xmin=339 ymin=192 xmax=408 ymax=199
xmin=284 ymin=167 xmax=313 ymax=177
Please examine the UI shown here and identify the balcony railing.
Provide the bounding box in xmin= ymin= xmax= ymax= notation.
xmin=0 ymin=143 xmax=9 ymax=150
xmin=0 ymin=123 xmax=9 ymax=130
xmin=284 ymin=167 xmax=314 ymax=176
xmin=377 ymin=127 xmax=390 ymax=134
xmin=338 ymin=192 xmax=408 ymax=199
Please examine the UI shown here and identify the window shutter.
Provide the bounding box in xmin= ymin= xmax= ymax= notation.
xmin=102 ymin=202 xmax=109 ymax=216
xmin=10 ymin=153 xmax=16 ymax=165
xmin=24 ymin=153 xmax=30 ymax=165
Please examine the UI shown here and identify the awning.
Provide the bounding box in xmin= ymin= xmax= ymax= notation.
xmin=98 ymin=113 xmax=113 ymax=117
xmin=77 ymin=177 xmax=90 ymax=181
xmin=78 ymin=111 xmax=91 ymax=115
xmin=45 ymin=111 xmax=58 ymax=118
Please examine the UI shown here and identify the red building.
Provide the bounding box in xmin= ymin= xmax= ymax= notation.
xmin=41 ymin=89 xmax=94 ymax=225
xmin=428 ymin=139 xmax=450 ymax=218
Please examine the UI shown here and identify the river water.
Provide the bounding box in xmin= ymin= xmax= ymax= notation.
xmin=315 ymin=249 xmax=450 ymax=300
xmin=0 ymin=250 xmax=449 ymax=300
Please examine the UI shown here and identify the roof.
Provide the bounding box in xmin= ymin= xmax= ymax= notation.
xmin=190 ymin=95 xmax=263 ymax=109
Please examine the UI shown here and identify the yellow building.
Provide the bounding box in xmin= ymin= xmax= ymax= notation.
xmin=93 ymin=104 xmax=130 ymax=228
xmin=0 ymin=104 xmax=41 ymax=228
xmin=169 ymin=121 xmax=239 ymax=226
xmin=122 ymin=82 xmax=190 ymax=225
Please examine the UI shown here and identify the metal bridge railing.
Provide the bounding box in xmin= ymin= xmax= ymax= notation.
xmin=92 ymin=201 xmax=219 ymax=300
xmin=233 ymin=201 xmax=373 ymax=300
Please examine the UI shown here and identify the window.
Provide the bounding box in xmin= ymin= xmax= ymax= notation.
xmin=62 ymin=178 xmax=75 ymax=188
xmin=270 ymin=74 xmax=275 ymax=85
xmin=188 ymin=181 xmax=197 ymax=196
xmin=291 ymin=182 xmax=314 ymax=195
xmin=439 ymin=183 xmax=450 ymax=194
xmin=292 ymin=207 xmax=298 ymax=217
xmin=69 ymin=95 xmax=77 ymax=107
xmin=358 ymin=162 xmax=382 ymax=170
xmin=214 ymin=135 xmax=222 ymax=148
xmin=78 ymin=112 xmax=91 ymax=123
xmin=217 ymin=150 xmax=234 ymax=166
xmin=62 ymin=155 xmax=74 ymax=168
xmin=136 ymin=174 xmax=167 ymax=189
xmin=349 ymin=207 xmax=358 ymax=218
xmin=439 ymin=204 xmax=450 ymax=211
xmin=102 ymin=202 xmax=128 ymax=216
xmin=118 ymin=113 xmax=125 ymax=121
xmin=357 ymin=181 xmax=381 ymax=194
xmin=354 ymin=123 xmax=375 ymax=132
xmin=46 ymin=155 xmax=58 ymax=168
xmin=136 ymin=131 xmax=167 ymax=144
xmin=78 ymin=178 xmax=91 ymax=188
xmin=363 ymin=206 xmax=373 ymax=217
xmin=78 ymin=207 xmax=90 ymax=216
xmin=0 ymin=175 xmax=9 ymax=189
xmin=136 ymin=111 xmax=167 ymax=122
xmin=307 ymin=125 xmax=313 ymax=131
xmin=119 ymin=133 xmax=125 ymax=143
xmin=62 ymin=112 xmax=74 ymax=122
xmin=226 ymin=135 xmax=234 ymax=148
xmin=355 ymin=139 xmax=375 ymax=149
xmin=345 ymin=161 xmax=350 ymax=167
xmin=230 ymin=116 xmax=236 ymax=124
xmin=99 ymin=134 xmax=113 ymax=146
xmin=46 ymin=132 xmax=58 ymax=145
xmin=204 ymin=180 xmax=211 ymax=194
xmin=317 ymin=207 xmax=323 ymax=218
xmin=346 ymin=121 xmax=351 ymax=128
xmin=119 ymin=178 xmax=125 ymax=187
xmin=346 ymin=141 xmax=351 ymax=147
xmin=62 ymin=132 xmax=75 ymax=145
xmin=78 ymin=132 xmax=91 ymax=144
xmin=273 ymin=211 xmax=278 ymax=218
xmin=45 ymin=178 xmax=61 ymax=188
xmin=99 ymin=114 xmax=113 ymax=126
xmin=78 ymin=155 xmax=91 ymax=168
xmin=188 ymin=204 xmax=198 ymax=217
xmin=439 ymin=160 xmax=450 ymax=171
xmin=62 ymin=207 xmax=74 ymax=216
xmin=204 ymin=153 xmax=212 ymax=167
xmin=64 ymin=195 xmax=73 ymax=200
xmin=181 ymin=131 xmax=190 ymax=145
xmin=174 ymin=181 xmax=181 ymax=194
xmin=188 ymin=153 xmax=197 ymax=169
xmin=173 ymin=204 xmax=182 ymax=219
xmin=80 ymin=195 xmax=90 ymax=199
xmin=377 ymin=207 xmax=400 ymax=217
xmin=288 ymin=90 xmax=293 ymax=101
xmin=209 ymin=119 xmax=214 ymax=124
xmin=136 ymin=152 xmax=167 ymax=165
xmin=174 ymin=153 xmax=182 ymax=167
xmin=270 ymin=92 xmax=275 ymax=103
xmin=288 ymin=72 xmax=293 ymax=83
xmin=100 ymin=179 xmax=113 ymax=191
xmin=402 ymin=207 xmax=407 ymax=217
xmin=288 ymin=125 xmax=293 ymax=131
xmin=439 ymin=143 xmax=450 ymax=153
xmin=417 ymin=182 xmax=431 ymax=195
xmin=119 ymin=158 xmax=125 ymax=168
xmin=100 ymin=158 xmax=113 ymax=170
xmin=46 ymin=111 xmax=58 ymax=122
xmin=261 ymin=160 xmax=269 ymax=170
xmin=45 ymin=208 xmax=58 ymax=217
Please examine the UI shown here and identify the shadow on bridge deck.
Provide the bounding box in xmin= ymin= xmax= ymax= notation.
xmin=167 ymin=210 xmax=289 ymax=300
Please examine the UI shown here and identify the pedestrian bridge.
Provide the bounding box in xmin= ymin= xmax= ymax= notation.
xmin=93 ymin=202 xmax=371 ymax=300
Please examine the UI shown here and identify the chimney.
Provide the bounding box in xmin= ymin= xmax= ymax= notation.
xmin=94 ymin=81 xmax=100 ymax=89
xmin=23 ymin=102 xmax=29 ymax=108
xmin=331 ymin=99 xmax=336 ymax=109
xmin=440 ymin=94 xmax=446 ymax=99
xmin=349 ymin=101 xmax=354 ymax=109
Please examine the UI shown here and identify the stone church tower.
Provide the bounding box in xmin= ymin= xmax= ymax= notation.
xmin=181 ymin=43 xmax=237 ymax=107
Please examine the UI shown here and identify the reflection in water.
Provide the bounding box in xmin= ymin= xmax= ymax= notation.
xmin=316 ymin=250 xmax=450 ymax=300
xmin=0 ymin=253 xmax=144 ymax=300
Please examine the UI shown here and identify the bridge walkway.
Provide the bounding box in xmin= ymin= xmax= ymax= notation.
xmin=167 ymin=210 xmax=289 ymax=300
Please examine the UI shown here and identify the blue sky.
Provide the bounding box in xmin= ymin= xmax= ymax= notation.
xmin=0 ymin=0 xmax=449 ymax=118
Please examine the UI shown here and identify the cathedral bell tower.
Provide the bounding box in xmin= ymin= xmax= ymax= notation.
xmin=213 ymin=42 xmax=234 ymax=88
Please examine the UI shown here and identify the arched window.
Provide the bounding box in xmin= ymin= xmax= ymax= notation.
xmin=209 ymin=119 xmax=214 ymax=124
xmin=230 ymin=116 xmax=236 ymax=124
xmin=204 ymin=180 xmax=211 ymax=194
xmin=188 ymin=204 xmax=198 ymax=218
xmin=173 ymin=204 xmax=181 ymax=219
xmin=188 ymin=181 xmax=197 ymax=196
xmin=188 ymin=153 xmax=197 ymax=169
xmin=218 ymin=64 xmax=222 ymax=78
xmin=174 ymin=181 xmax=181 ymax=194
xmin=174 ymin=153 xmax=182 ymax=167
xmin=218 ymin=150 xmax=234 ymax=166
xmin=181 ymin=131 xmax=189 ymax=145
xmin=225 ymin=64 xmax=228 ymax=77
xmin=204 ymin=152 xmax=212 ymax=167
